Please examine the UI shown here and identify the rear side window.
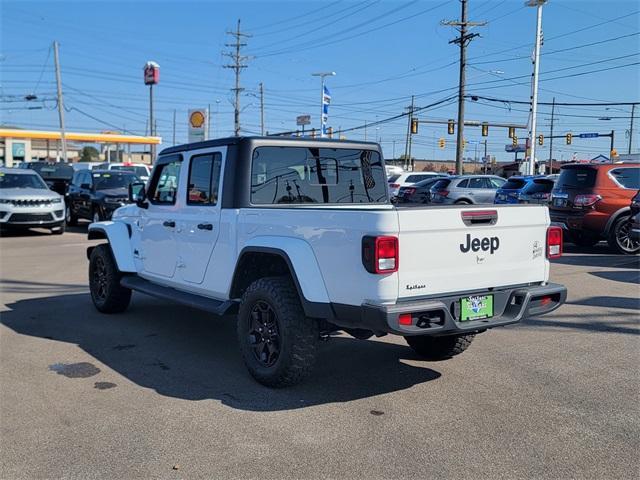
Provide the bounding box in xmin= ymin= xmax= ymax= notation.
xmin=457 ymin=179 xmax=469 ymax=188
xmin=502 ymin=178 xmax=526 ymax=190
xmin=187 ymin=153 xmax=222 ymax=205
xmin=250 ymin=147 xmax=387 ymax=204
xmin=406 ymin=174 xmax=429 ymax=183
xmin=556 ymin=167 xmax=597 ymax=189
xmin=610 ymin=168 xmax=640 ymax=189
xmin=468 ymin=178 xmax=485 ymax=189
xmin=387 ymin=174 xmax=400 ymax=183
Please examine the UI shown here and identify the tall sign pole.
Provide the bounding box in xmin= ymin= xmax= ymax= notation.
xmin=526 ymin=0 xmax=548 ymax=175
xmin=53 ymin=41 xmax=67 ymax=163
xmin=144 ymin=61 xmax=160 ymax=161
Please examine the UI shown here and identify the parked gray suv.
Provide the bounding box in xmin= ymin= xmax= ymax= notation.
xmin=430 ymin=175 xmax=506 ymax=205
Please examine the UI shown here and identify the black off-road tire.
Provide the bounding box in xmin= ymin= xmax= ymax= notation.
xmin=89 ymin=244 xmax=132 ymax=313
xmin=455 ymin=199 xmax=472 ymax=205
xmin=237 ymin=276 xmax=319 ymax=387
xmin=405 ymin=334 xmax=475 ymax=360
xmin=607 ymin=215 xmax=640 ymax=255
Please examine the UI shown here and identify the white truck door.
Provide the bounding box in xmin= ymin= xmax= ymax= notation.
xmin=138 ymin=156 xmax=182 ymax=278
xmin=177 ymin=149 xmax=224 ymax=284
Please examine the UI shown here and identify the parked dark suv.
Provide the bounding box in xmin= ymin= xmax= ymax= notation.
xmin=549 ymin=163 xmax=640 ymax=254
xmin=66 ymin=170 xmax=140 ymax=225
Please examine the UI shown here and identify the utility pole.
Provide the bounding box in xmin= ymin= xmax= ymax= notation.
xmin=443 ymin=0 xmax=485 ymax=175
xmin=483 ymin=139 xmax=488 ymax=174
xmin=207 ymin=103 xmax=211 ymax=140
xmin=172 ymin=109 xmax=176 ymax=145
xmin=259 ymin=82 xmax=265 ymax=136
xmin=404 ymin=95 xmax=414 ymax=170
xmin=526 ymin=0 xmax=547 ymax=175
xmin=223 ymin=19 xmax=251 ymax=136
xmin=52 ymin=41 xmax=67 ymax=163
xmin=629 ymin=104 xmax=636 ymax=154
xmin=548 ymin=97 xmax=555 ymax=167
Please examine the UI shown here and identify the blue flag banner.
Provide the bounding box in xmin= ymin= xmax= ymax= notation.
xmin=322 ymin=85 xmax=331 ymax=136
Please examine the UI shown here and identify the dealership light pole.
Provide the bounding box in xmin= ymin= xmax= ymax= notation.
xmin=526 ymin=0 xmax=547 ymax=175
xmin=311 ymin=71 xmax=335 ymax=138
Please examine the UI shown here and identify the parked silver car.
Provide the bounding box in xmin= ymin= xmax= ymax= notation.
xmin=0 ymin=168 xmax=66 ymax=234
xmin=430 ymin=175 xmax=506 ymax=205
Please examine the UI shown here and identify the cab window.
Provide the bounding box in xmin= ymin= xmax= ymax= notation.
xmin=186 ymin=153 xmax=222 ymax=205
xmin=148 ymin=156 xmax=182 ymax=205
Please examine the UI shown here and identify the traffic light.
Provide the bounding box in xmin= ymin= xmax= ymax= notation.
xmin=438 ymin=138 xmax=445 ymax=149
xmin=327 ymin=126 xmax=333 ymax=138
xmin=566 ymin=133 xmax=572 ymax=145
xmin=538 ymin=134 xmax=544 ymax=146
xmin=512 ymin=135 xmax=518 ymax=146
xmin=447 ymin=119 xmax=455 ymax=135
xmin=611 ymin=148 xmax=618 ymax=157
xmin=310 ymin=128 xmax=317 ymax=139
xmin=508 ymin=126 xmax=515 ymax=139
xmin=481 ymin=122 xmax=489 ymax=137
xmin=411 ymin=118 xmax=418 ymax=134
xmin=462 ymin=139 xmax=467 ymax=150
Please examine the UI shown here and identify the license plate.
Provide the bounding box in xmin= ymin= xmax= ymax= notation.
xmin=553 ymin=198 xmax=567 ymax=207
xmin=460 ymin=295 xmax=494 ymax=321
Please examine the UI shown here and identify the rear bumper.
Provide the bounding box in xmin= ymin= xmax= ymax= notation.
xmin=331 ymin=283 xmax=567 ymax=337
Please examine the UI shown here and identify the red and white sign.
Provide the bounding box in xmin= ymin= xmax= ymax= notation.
xmin=143 ymin=61 xmax=160 ymax=85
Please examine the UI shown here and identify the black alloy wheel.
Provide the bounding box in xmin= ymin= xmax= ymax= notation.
xmin=248 ymin=300 xmax=281 ymax=367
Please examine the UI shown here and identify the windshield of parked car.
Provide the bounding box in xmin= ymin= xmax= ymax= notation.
xmin=523 ymin=179 xmax=554 ymax=194
xmin=0 ymin=173 xmax=49 ymax=190
xmin=430 ymin=179 xmax=451 ymax=191
xmin=251 ymin=146 xmax=388 ymax=204
xmin=29 ymin=163 xmax=74 ymax=180
xmin=92 ymin=172 xmax=139 ymax=190
xmin=556 ymin=167 xmax=597 ymax=189
xmin=110 ymin=165 xmax=149 ymax=177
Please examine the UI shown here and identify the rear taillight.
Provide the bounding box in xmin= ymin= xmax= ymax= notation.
xmin=436 ymin=189 xmax=449 ymax=197
xmin=362 ymin=236 xmax=399 ymax=274
xmin=546 ymin=226 xmax=563 ymax=259
xmin=574 ymin=194 xmax=601 ymax=207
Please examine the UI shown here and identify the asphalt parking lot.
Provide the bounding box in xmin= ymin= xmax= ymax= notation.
xmin=1 ymin=227 xmax=638 ymax=479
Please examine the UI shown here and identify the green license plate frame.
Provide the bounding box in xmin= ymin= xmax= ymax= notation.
xmin=460 ymin=295 xmax=494 ymax=321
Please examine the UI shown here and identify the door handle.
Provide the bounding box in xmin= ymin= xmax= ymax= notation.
xmin=163 ymin=220 xmax=176 ymax=228
xmin=197 ymin=223 xmax=213 ymax=231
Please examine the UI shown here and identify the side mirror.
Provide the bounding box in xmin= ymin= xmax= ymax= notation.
xmin=129 ymin=182 xmax=148 ymax=209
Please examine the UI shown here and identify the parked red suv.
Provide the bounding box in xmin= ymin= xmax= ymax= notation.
xmin=549 ymin=163 xmax=640 ymax=254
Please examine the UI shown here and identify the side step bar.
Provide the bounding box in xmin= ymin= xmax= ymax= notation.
xmin=120 ymin=275 xmax=236 ymax=316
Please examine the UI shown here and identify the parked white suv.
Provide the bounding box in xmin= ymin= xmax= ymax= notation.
xmin=0 ymin=168 xmax=65 ymax=234
xmin=388 ymin=171 xmax=441 ymax=198
xmin=98 ymin=162 xmax=151 ymax=182
xmin=87 ymin=137 xmax=566 ymax=387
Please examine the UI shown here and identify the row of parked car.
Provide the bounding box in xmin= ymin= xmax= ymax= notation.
xmin=388 ymin=163 xmax=640 ymax=255
xmin=0 ymin=161 xmax=149 ymax=234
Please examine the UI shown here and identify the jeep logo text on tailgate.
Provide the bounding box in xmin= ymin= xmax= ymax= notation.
xmin=460 ymin=234 xmax=500 ymax=254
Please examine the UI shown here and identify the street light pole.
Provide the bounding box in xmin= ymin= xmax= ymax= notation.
xmin=526 ymin=0 xmax=547 ymax=175
xmin=311 ymin=71 xmax=335 ymax=138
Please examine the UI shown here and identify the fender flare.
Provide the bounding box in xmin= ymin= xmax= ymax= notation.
xmin=87 ymin=221 xmax=136 ymax=272
xmin=233 ymin=236 xmax=332 ymax=317
xmin=604 ymin=207 xmax=631 ymax=235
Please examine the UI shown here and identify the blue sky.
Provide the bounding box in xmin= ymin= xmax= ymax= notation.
xmin=1 ymin=0 xmax=639 ymax=161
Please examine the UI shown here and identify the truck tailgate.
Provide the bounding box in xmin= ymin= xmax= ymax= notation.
xmin=396 ymin=205 xmax=549 ymax=299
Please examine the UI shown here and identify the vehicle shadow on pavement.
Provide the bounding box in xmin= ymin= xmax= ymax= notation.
xmin=552 ymin=253 xmax=639 ymax=269
xmin=0 ymin=293 xmax=441 ymax=412
xmin=589 ymin=269 xmax=640 ymax=285
xmin=568 ymin=295 xmax=640 ymax=311
xmin=519 ymin=312 xmax=639 ymax=336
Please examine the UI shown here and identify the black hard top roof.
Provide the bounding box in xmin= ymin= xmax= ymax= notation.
xmin=159 ymin=136 xmax=381 ymax=156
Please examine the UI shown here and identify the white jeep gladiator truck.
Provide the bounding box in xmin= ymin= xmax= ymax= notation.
xmin=87 ymin=137 xmax=566 ymax=387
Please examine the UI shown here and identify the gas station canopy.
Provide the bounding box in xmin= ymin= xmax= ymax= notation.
xmin=0 ymin=128 xmax=162 ymax=145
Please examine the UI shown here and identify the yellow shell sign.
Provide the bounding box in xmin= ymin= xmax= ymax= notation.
xmin=189 ymin=110 xmax=206 ymax=128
